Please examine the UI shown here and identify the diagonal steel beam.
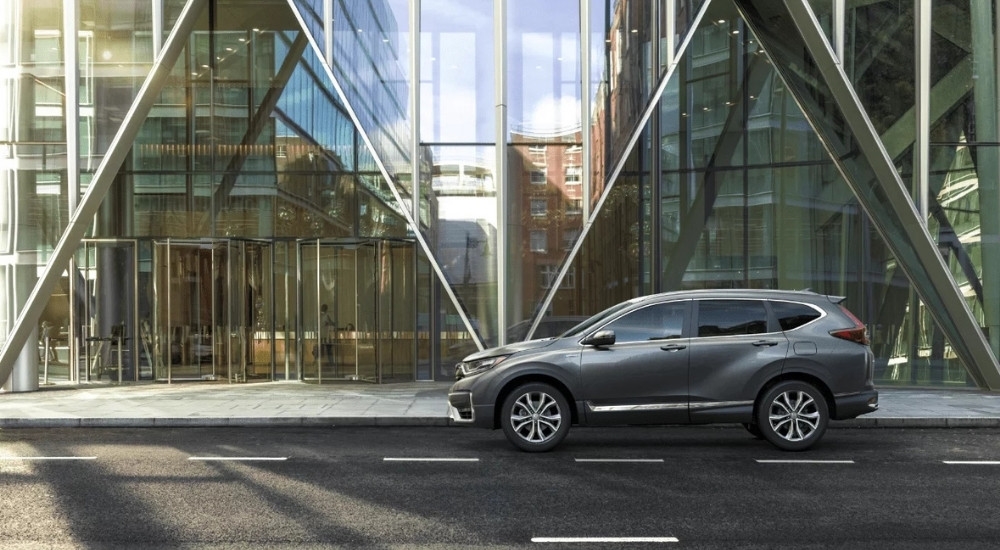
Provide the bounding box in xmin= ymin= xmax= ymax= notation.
xmin=0 ymin=0 xmax=208 ymax=382
xmin=210 ymin=32 xmax=309 ymax=220
xmin=734 ymin=0 xmax=1000 ymax=388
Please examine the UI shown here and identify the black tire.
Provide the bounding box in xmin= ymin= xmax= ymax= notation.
xmin=500 ymin=383 xmax=571 ymax=452
xmin=755 ymin=380 xmax=829 ymax=451
xmin=742 ymin=422 xmax=763 ymax=440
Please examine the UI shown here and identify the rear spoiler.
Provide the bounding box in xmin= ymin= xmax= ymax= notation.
xmin=796 ymin=288 xmax=846 ymax=305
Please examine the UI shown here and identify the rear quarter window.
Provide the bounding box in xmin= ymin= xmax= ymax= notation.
xmin=770 ymin=301 xmax=822 ymax=331
xmin=696 ymin=300 xmax=768 ymax=336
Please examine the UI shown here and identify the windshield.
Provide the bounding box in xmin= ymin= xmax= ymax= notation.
xmin=559 ymin=300 xmax=636 ymax=338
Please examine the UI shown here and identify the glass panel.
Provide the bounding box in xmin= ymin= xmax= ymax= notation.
xmin=601 ymin=0 xmax=658 ymax=165
xmin=420 ymin=0 xmax=495 ymax=142
xmin=507 ymin=0 xmax=580 ymax=138
xmin=152 ymin=241 xmax=225 ymax=381
xmin=508 ymin=142 xmax=585 ymax=337
xmin=245 ymin=242 xmax=273 ymax=380
xmin=844 ymin=0 xmax=915 ymax=137
xmin=422 ymin=144 xmax=498 ymax=348
xmin=378 ymin=240 xmax=416 ymax=382
xmin=506 ymin=0 xmax=584 ymax=339
xmin=77 ymin=241 xmax=136 ymax=383
xmin=79 ymin=0 xmax=160 ymax=174
xmin=272 ymin=241 xmax=296 ymax=380
xmin=300 ymin=241 xmax=323 ymax=380
xmin=352 ymin=242 xmax=379 ymax=381
xmin=564 ymin=173 xmax=644 ymax=317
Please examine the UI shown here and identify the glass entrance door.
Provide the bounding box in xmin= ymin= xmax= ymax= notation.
xmin=151 ymin=239 xmax=274 ymax=382
xmin=76 ymin=240 xmax=143 ymax=382
xmin=299 ymin=239 xmax=416 ymax=382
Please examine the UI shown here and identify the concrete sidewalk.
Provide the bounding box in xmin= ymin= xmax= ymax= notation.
xmin=2 ymin=381 xmax=1000 ymax=428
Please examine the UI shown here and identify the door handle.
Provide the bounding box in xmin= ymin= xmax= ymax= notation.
xmin=752 ymin=340 xmax=779 ymax=347
xmin=660 ymin=344 xmax=687 ymax=352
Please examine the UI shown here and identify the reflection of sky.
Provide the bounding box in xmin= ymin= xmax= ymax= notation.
xmin=507 ymin=0 xmax=582 ymax=137
xmin=419 ymin=0 xmax=589 ymax=142
xmin=420 ymin=0 xmax=495 ymax=142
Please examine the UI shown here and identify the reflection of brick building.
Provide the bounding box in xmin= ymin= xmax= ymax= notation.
xmin=510 ymin=131 xmax=584 ymax=317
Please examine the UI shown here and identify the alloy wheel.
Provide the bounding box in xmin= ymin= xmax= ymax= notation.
xmin=509 ymin=390 xmax=563 ymax=444
xmin=767 ymin=389 xmax=820 ymax=442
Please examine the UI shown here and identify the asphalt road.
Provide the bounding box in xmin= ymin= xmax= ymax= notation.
xmin=1 ymin=426 xmax=999 ymax=549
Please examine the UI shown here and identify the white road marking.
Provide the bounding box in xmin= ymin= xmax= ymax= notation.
xmin=756 ymin=459 xmax=855 ymax=464
xmin=575 ymin=458 xmax=664 ymax=463
xmin=188 ymin=457 xmax=288 ymax=461
xmin=383 ymin=457 xmax=479 ymax=462
xmin=0 ymin=456 xmax=97 ymax=460
xmin=943 ymin=461 xmax=1000 ymax=465
xmin=532 ymin=537 xmax=679 ymax=543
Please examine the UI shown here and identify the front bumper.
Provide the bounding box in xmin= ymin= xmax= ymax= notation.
xmin=448 ymin=389 xmax=496 ymax=428
xmin=833 ymin=389 xmax=879 ymax=420
xmin=448 ymin=391 xmax=475 ymax=423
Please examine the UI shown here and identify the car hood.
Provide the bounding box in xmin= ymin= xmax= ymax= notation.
xmin=460 ymin=338 xmax=558 ymax=362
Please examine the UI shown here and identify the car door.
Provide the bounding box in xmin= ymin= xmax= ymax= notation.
xmin=579 ymin=300 xmax=691 ymax=425
xmin=687 ymin=299 xmax=789 ymax=423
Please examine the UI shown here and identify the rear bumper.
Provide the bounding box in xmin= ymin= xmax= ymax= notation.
xmin=832 ymin=389 xmax=879 ymax=420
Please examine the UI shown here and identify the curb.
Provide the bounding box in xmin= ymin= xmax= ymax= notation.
xmin=832 ymin=417 xmax=1000 ymax=428
xmin=0 ymin=417 xmax=455 ymax=429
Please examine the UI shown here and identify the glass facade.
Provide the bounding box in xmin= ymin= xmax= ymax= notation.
xmin=1 ymin=0 xmax=999 ymax=392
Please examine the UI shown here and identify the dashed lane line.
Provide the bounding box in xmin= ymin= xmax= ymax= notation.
xmin=532 ymin=537 xmax=679 ymax=543
xmin=756 ymin=459 xmax=855 ymax=464
xmin=575 ymin=458 xmax=665 ymax=463
xmin=383 ymin=457 xmax=480 ymax=462
xmin=188 ymin=457 xmax=288 ymax=461
xmin=943 ymin=461 xmax=1000 ymax=465
xmin=0 ymin=456 xmax=97 ymax=460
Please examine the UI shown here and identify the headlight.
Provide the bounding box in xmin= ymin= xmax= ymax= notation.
xmin=455 ymin=355 xmax=510 ymax=380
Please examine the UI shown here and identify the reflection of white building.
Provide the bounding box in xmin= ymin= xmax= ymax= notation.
xmin=431 ymin=160 xmax=497 ymax=286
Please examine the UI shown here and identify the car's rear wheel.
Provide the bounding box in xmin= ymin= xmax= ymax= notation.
xmin=500 ymin=383 xmax=571 ymax=452
xmin=756 ymin=380 xmax=828 ymax=451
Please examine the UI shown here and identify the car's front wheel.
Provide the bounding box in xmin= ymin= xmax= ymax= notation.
xmin=500 ymin=383 xmax=571 ymax=452
xmin=756 ymin=380 xmax=829 ymax=451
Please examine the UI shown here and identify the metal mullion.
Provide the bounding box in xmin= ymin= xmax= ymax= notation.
xmin=915 ymin=0 xmax=930 ymax=221
xmin=581 ymin=0 xmax=591 ymax=222
xmin=63 ymin=0 xmax=80 ymax=382
xmin=495 ymin=0 xmax=508 ymax=345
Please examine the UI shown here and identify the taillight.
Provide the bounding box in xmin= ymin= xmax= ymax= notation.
xmin=830 ymin=305 xmax=869 ymax=345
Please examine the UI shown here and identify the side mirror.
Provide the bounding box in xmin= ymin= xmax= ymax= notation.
xmin=582 ymin=329 xmax=615 ymax=347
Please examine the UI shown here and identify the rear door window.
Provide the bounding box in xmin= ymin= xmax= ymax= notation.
xmin=696 ymin=300 xmax=768 ymax=337
xmin=770 ymin=301 xmax=822 ymax=331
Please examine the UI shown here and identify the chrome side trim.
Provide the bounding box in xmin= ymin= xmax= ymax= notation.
xmin=689 ymin=400 xmax=754 ymax=410
xmin=587 ymin=402 xmax=688 ymax=412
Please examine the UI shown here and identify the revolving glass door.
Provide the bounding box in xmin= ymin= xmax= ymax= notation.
xmin=299 ymin=239 xmax=415 ymax=382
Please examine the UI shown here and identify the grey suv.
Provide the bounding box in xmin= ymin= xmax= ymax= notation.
xmin=447 ymin=289 xmax=879 ymax=452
